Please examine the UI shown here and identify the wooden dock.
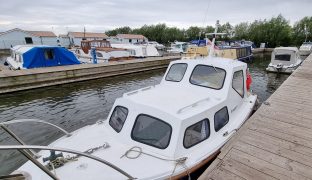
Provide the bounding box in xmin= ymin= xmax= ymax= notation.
xmin=199 ymin=54 xmax=312 ymax=180
xmin=0 ymin=56 xmax=180 ymax=94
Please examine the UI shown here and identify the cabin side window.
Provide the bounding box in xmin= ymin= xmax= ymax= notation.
xmin=96 ymin=52 xmax=103 ymax=58
xmin=275 ymin=54 xmax=291 ymax=61
xmin=44 ymin=49 xmax=54 ymax=60
xmin=214 ymin=107 xmax=229 ymax=132
xmin=131 ymin=114 xmax=172 ymax=149
xmin=183 ymin=119 xmax=210 ymax=148
xmin=190 ymin=65 xmax=226 ymax=90
xmin=109 ymin=106 xmax=129 ymax=133
xmin=165 ymin=63 xmax=187 ymax=82
xmin=232 ymin=70 xmax=244 ymax=97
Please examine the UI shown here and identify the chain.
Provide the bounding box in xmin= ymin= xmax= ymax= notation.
xmin=45 ymin=143 xmax=110 ymax=171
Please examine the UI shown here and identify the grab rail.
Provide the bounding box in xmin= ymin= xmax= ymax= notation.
xmin=0 ymin=145 xmax=135 ymax=180
xmin=177 ymin=97 xmax=210 ymax=114
xmin=0 ymin=119 xmax=72 ymax=137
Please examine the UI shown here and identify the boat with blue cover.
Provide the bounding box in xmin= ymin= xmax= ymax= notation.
xmin=5 ymin=45 xmax=81 ymax=70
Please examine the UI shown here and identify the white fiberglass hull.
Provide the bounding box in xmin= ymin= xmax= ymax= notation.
xmin=5 ymin=57 xmax=24 ymax=70
xmin=15 ymin=93 xmax=257 ymax=180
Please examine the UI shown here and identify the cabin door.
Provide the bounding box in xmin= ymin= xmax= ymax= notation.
xmin=229 ymin=70 xmax=245 ymax=115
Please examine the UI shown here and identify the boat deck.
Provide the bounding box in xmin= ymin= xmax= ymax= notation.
xmin=199 ymin=54 xmax=312 ymax=180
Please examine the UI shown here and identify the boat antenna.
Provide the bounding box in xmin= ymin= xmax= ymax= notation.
xmin=208 ymin=20 xmax=220 ymax=58
xmin=83 ymin=26 xmax=86 ymax=40
xmin=304 ymin=24 xmax=308 ymax=42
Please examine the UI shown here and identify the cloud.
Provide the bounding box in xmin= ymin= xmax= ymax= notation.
xmin=0 ymin=0 xmax=311 ymax=35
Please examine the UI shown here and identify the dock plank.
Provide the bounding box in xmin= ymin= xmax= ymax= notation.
xmin=199 ymin=54 xmax=312 ymax=179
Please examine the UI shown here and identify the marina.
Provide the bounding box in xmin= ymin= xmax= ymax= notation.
xmin=0 ymin=1 xmax=312 ymax=178
xmin=199 ymin=53 xmax=312 ymax=180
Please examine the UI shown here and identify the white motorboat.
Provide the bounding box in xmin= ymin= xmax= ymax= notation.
xmin=266 ymin=47 xmax=302 ymax=74
xmin=5 ymin=45 xmax=80 ymax=70
xmin=299 ymin=41 xmax=312 ymax=56
xmin=3 ymin=56 xmax=257 ymax=180
xmin=2 ymin=21 xmax=257 ymax=180
xmin=112 ymin=43 xmax=160 ymax=58
xmin=73 ymin=40 xmax=134 ymax=63
xmin=167 ymin=41 xmax=189 ymax=54
xmin=147 ymin=41 xmax=165 ymax=50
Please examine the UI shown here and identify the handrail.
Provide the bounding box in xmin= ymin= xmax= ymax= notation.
xmin=0 ymin=119 xmax=72 ymax=137
xmin=0 ymin=145 xmax=135 ymax=180
xmin=177 ymin=97 xmax=210 ymax=114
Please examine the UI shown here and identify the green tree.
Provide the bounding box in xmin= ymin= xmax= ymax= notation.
xmin=234 ymin=22 xmax=250 ymax=40
xmin=105 ymin=26 xmax=132 ymax=36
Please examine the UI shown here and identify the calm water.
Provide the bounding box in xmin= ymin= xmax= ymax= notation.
xmin=0 ymin=54 xmax=289 ymax=175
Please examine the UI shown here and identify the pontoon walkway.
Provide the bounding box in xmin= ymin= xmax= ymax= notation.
xmin=199 ymin=54 xmax=312 ymax=180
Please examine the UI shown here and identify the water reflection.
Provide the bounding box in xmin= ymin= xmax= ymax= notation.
xmin=0 ymin=53 xmax=290 ymax=175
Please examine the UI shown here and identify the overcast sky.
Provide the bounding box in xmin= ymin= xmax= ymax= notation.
xmin=0 ymin=0 xmax=311 ymax=35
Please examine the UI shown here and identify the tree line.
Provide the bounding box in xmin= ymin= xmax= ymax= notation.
xmin=105 ymin=15 xmax=312 ymax=48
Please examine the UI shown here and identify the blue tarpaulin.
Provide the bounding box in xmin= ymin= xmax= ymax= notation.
xmin=22 ymin=47 xmax=80 ymax=69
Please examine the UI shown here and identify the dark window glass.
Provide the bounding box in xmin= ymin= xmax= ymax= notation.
xmin=214 ymin=107 xmax=229 ymax=132
xmin=25 ymin=37 xmax=33 ymax=44
xmin=109 ymin=106 xmax=128 ymax=133
xmin=232 ymin=70 xmax=244 ymax=97
xmin=131 ymin=114 xmax=172 ymax=149
xmin=183 ymin=119 xmax=210 ymax=148
xmin=44 ymin=49 xmax=54 ymax=60
xmin=190 ymin=65 xmax=226 ymax=89
xmin=96 ymin=52 xmax=103 ymax=57
xmin=275 ymin=54 xmax=291 ymax=61
xmin=165 ymin=63 xmax=187 ymax=82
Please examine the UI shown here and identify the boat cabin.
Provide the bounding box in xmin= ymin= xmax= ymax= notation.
xmin=271 ymin=47 xmax=301 ymax=66
xmin=105 ymin=58 xmax=255 ymax=158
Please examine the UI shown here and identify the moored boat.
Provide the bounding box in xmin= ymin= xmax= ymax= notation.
xmin=5 ymin=45 xmax=80 ymax=70
xmin=73 ymin=40 xmax=134 ymax=63
xmin=266 ymin=47 xmax=302 ymax=74
xmin=299 ymin=41 xmax=312 ymax=56
xmin=3 ymin=55 xmax=257 ymax=179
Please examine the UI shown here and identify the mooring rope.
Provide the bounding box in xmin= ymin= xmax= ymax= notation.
xmin=121 ymin=146 xmax=191 ymax=180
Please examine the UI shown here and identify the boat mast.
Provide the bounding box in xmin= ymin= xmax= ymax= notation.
xmin=304 ymin=24 xmax=308 ymax=42
xmin=208 ymin=20 xmax=220 ymax=58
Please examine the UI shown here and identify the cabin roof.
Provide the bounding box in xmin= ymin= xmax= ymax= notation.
xmin=116 ymin=34 xmax=147 ymax=39
xmin=274 ymin=47 xmax=298 ymax=52
xmin=12 ymin=45 xmax=60 ymax=54
xmin=68 ymin=32 xmax=109 ymax=38
xmin=122 ymin=84 xmax=222 ymax=119
xmin=121 ymin=57 xmax=244 ymax=119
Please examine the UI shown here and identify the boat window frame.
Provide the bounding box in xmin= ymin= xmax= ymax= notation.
xmin=131 ymin=114 xmax=172 ymax=150
xmin=165 ymin=63 xmax=188 ymax=82
xmin=183 ymin=118 xmax=210 ymax=149
xmin=189 ymin=64 xmax=227 ymax=90
xmin=232 ymin=70 xmax=245 ymax=98
xmin=214 ymin=106 xmax=229 ymax=132
xmin=109 ymin=105 xmax=129 ymax=133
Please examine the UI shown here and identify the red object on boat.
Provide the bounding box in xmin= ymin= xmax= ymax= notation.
xmin=246 ymin=70 xmax=252 ymax=91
